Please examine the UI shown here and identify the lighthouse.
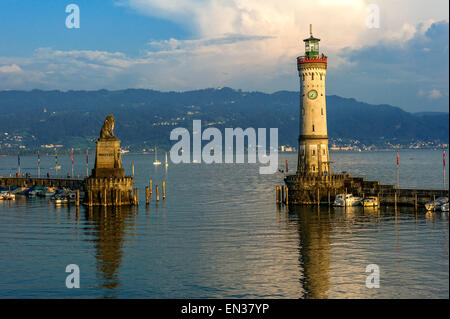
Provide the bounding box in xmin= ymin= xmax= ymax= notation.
xmin=297 ymin=24 xmax=330 ymax=177
xmin=284 ymin=25 xmax=344 ymax=205
xmin=283 ymin=25 xmax=447 ymax=206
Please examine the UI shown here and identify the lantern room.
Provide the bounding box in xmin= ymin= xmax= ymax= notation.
xmin=303 ymin=24 xmax=320 ymax=58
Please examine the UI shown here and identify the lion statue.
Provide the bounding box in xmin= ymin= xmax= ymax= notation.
xmin=100 ymin=114 xmax=115 ymax=139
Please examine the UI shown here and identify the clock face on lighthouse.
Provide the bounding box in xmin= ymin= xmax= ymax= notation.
xmin=307 ymin=90 xmax=318 ymax=100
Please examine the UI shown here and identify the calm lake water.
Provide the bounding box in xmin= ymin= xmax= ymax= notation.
xmin=0 ymin=150 xmax=448 ymax=298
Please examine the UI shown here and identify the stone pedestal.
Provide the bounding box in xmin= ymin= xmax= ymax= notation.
xmin=84 ymin=115 xmax=134 ymax=206
xmin=91 ymin=138 xmax=124 ymax=178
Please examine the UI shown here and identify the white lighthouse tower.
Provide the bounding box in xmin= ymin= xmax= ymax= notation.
xmin=297 ymin=24 xmax=330 ymax=177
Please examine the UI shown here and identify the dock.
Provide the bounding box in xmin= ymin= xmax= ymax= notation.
xmin=0 ymin=176 xmax=86 ymax=191
xmin=284 ymin=173 xmax=448 ymax=207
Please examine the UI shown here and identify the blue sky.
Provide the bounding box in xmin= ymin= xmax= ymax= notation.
xmin=0 ymin=0 xmax=448 ymax=112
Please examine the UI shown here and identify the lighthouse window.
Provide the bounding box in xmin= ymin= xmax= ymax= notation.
xmin=312 ymin=125 xmax=315 ymax=132
xmin=321 ymin=108 xmax=323 ymax=115
xmin=312 ymin=150 xmax=315 ymax=156
xmin=312 ymin=165 xmax=315 ymax=171
xmin=320 ymin=74 xmax=323 ymax=80
xmin=311 ymin=73 xmax=314 ymax=80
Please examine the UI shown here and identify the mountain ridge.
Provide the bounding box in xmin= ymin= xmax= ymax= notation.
xmin=0 ymin=88 xmax=447 ymax=153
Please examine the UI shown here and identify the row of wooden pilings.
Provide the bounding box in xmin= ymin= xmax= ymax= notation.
xmin=275 ymin=185 xmax=288 ymax=205
xmin=134 ymin=179 xmax=166 ymax=206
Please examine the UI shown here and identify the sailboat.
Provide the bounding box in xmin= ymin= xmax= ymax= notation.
xmin=54 ymin=152 xmax=61 ymax=175
xmin=153 ymin=147 xmax=161 ymax=166
xmin=165 ymin=152 xmax=168 ymax=167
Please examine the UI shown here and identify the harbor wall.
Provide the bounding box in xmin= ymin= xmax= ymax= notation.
xmin=284 ymin=173 xmax=448 ymax=206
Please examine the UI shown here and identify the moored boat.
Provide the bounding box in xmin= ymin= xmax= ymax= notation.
xmin=54 ymin=196 xmax=69 ymax=204
xmin=333 ymin=194 xmax=362 ymax=207
xmin=425 ymin=197 xmax=448 ymax=211
xmin=0 ymin=192 xmax=16 ymax=200
xmin=363 ymin=196 xmax=379 ymax=207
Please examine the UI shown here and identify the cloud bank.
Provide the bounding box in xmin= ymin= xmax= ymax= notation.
xmin=0 ymin=0 xmax=448 ymax=111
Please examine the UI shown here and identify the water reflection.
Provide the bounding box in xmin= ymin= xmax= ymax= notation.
xmin=287 ymin=206 xmax=331 ymax=298
xmin=83 ymin=206 xmax=137 ymax=298
xmin=283 ymin=205 xmax=449 ymax=299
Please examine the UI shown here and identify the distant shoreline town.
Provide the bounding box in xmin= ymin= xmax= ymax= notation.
xmin=0 ymin=140 xmax=447 ymax=156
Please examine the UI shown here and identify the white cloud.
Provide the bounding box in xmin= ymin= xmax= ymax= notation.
xmin=0 ymin=64 xmax=22 ymax=73
xmin=429 ymin=89 xmax=442 ymax=99
xmin=0 ymin=0 xmax=448 ymax=112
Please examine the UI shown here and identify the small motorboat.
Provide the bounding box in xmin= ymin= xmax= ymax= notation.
xmin=440 ymin=202 xmax=449 ymax=212
xmin=0 ymin=192 xmax=16 ymax=200
xmin=333 ymin=194 xmax=362 ymax=207
xmin=37 ymin=187 xmax=56 ymax=197
xmin=425 ymin=197 xmax=448 ymax=211
xmin=363 ymin=196 xmax=379 ymax=207
xmin=54 ymin=196 xmax=69 ymax=204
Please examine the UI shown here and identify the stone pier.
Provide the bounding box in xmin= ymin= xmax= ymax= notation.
xmin=284 ymin=173 xmax=448 ymax=206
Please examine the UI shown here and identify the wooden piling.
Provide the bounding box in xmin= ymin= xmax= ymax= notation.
xmin=278 ymin=186 xmax=281 ymax=204
xmin=344 ymin=188 xmax=347 ymax=207
xmin=149 ymin=179 xmax=153 ymax=195
xmin=328 ymin=190 xmax=330 ymax=206
xmin=136 ymin=188 xmax=139 ymax=206
xmin=415 ymin=193 xmax=418 ymax=210
xmin=281 ymin=186 xmax=285 ymax=205
xmin=317 ymin=188 xmax=320 ymax=206
xmin=285 ymin=187 xmax=289 ymax=205
xmin=156 ymin=185 xmax=159 ymax=201
xmin=88 ymin=190 xmax=92 ymax=207
xmin=104 ymin=188 xmax=107 ymax=206
xmin=145 ymin=186 xmax=150 ymax=205
xmin=163 ymin=181 xmax=166 ymax=200
xmin=75 ymin=190 xmax=79 ymax=207
xmin=285 ymin=160 xmax=288 ymax=173
xmin=276 ymin=186 xmax=280 ymax=204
